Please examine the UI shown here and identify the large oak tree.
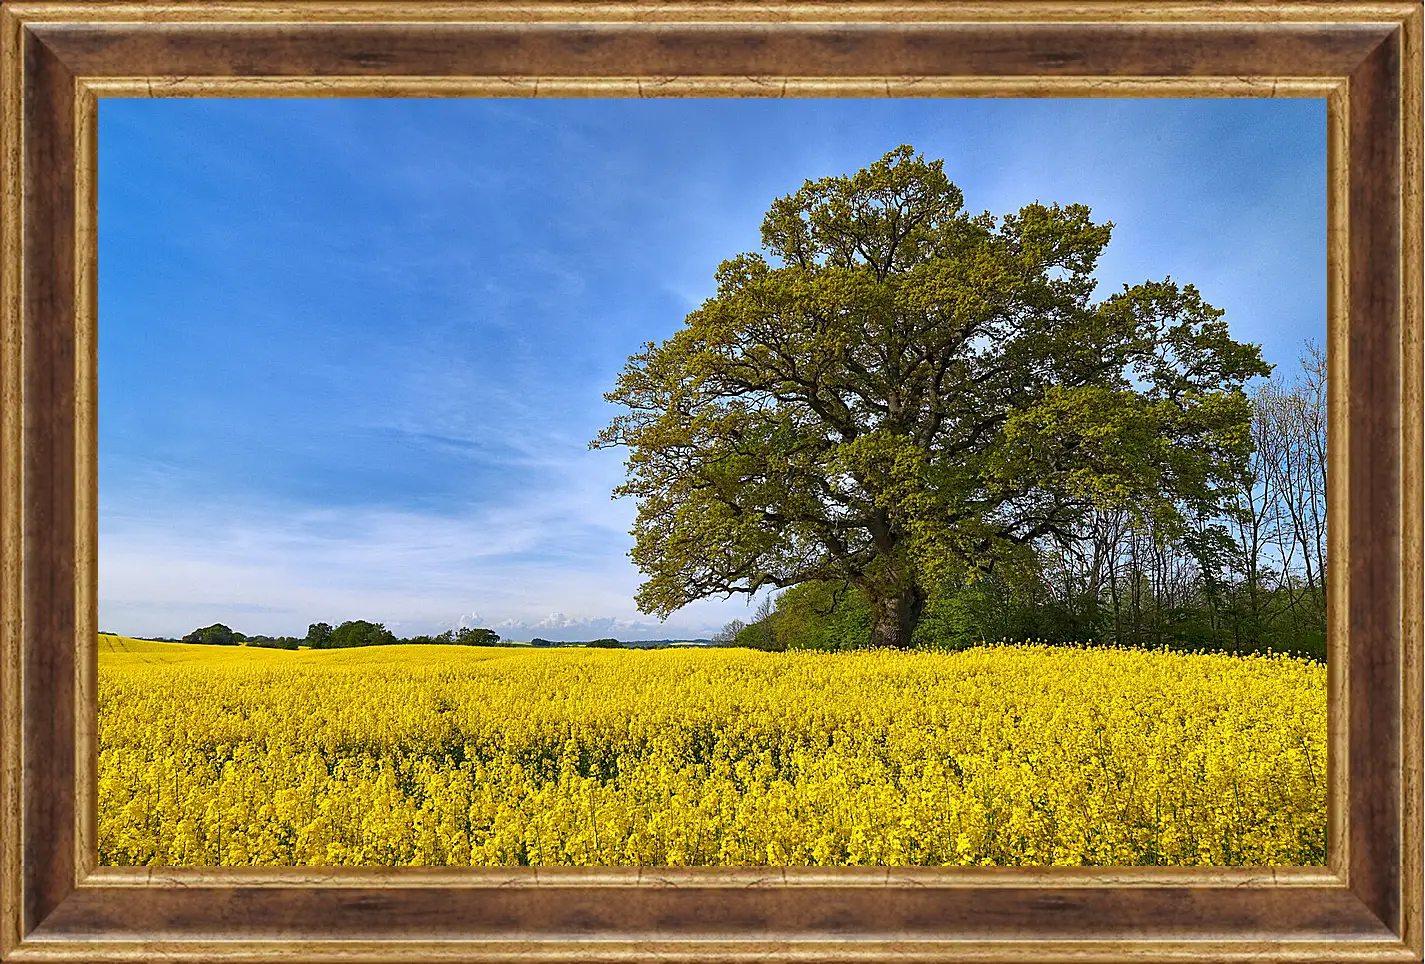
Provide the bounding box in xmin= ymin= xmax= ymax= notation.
xmin=593 ymin=146 xmax=1270 ymax=649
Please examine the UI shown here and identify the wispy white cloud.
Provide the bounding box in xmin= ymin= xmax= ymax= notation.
xmin=98 ymin=449 xmax=759 ymax=641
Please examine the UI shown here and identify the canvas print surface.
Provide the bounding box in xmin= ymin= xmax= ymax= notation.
xmin=97 ymin=98 xmax=1327 ymax=866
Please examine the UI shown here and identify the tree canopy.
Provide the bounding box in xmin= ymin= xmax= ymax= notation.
xmin=323 ymin=620 xmax=397 ymax=649
xmin=593 ymin=145 xmax=1270 ymax=649
xmin=182 ymin=623 xmax=243 ymax=646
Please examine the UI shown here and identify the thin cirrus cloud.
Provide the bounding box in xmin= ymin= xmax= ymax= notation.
xmin=98 ymin=97 xmax=1326 ymax=641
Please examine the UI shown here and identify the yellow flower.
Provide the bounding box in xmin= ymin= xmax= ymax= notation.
xmin=96 ymin=635 xmax=1326 ymax=867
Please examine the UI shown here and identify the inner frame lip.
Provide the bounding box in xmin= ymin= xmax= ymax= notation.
xmin=73 ymin=71 xmax=1350 ymax=889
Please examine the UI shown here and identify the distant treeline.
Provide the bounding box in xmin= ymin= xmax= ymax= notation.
xmin=168 ymin=623 xmax=709 ymax=651
xmin=532 ymin=637 xmax=621 ymax=648
xmin=179 ymin=621 xmax=502 ymax=650
xmin=528 ymin=638 xmax=712 ymax=649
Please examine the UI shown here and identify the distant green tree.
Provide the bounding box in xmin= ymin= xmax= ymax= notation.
xmin=182 ymin=623 xmax=241 ymax=646
xmin=530 ymin=637 xmax=557 ymax=647
xmin=305 ymin=622 xmax=334 ymax=648
xmin=454 ymin=627 xmax=501 ymax=646
xmin=327 ymin=620 xmax=397 ymax=648
xmin=585 ymin=637 xmax=623 ymax=648
xmin=244 ymin=635 xmax=301 ymax=650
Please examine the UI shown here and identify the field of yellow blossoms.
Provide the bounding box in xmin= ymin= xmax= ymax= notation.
xmin=98 ymin=634 xmax=1326 ymax=867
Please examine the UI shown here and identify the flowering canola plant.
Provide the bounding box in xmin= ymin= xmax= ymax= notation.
xmin=97 ymin=634 xmax=1325 ymax=867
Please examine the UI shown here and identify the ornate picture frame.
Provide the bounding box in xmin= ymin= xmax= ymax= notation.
xmin=1 ymin=2 xmax=1420 ymax=960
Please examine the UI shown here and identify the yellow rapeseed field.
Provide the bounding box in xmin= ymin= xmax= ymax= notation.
xmin=97 ymin=634 xmax=1326 ymax=867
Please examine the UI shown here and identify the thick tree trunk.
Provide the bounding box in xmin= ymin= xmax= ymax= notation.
xmin=868 ymin=585 xmax=927 ymax=649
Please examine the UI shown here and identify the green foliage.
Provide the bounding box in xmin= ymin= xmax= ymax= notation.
xmin=594 ymin=144 xmax=1268 ymax=648
xmin=733 ymin=621 xmax=785 ymax=652
xmin=585 ymin=638 xmax=624 ymax=649
xmin=242 ymin=635 xmax=301 ymax=651
xmin=181 ymin=624 xmax=242 ymax=646
xmin=730 ymin=573 xmax=1324 ymax=661
xmin=765 ymin=581 xmax=873 ymax=652
xmin=305 ymin=625 xmax=504 ymax=648
xmin=325 ymin=620 xmax=397 ymax=649
xmin=406 ymin=627 xmax=503 ymax=646
xmin=454 ymin=627 xmax=501 ymax=646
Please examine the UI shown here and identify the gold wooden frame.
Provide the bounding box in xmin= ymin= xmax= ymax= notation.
xmin=0 ymin=2 xmax=1420 ymax=961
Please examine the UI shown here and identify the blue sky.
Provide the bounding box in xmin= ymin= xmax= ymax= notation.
xmin=98 ymin=97 xmax=1326 ymax=641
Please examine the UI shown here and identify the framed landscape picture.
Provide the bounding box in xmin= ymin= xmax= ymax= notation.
xmin=1 ymin=2 xmax=1420 ymax=962
xmin=93 ymin=96 xmax=1334 ymax=869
